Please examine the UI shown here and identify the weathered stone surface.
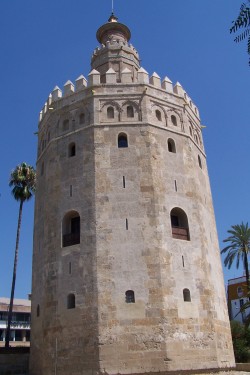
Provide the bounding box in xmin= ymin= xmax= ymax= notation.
xmin=30 ymin=13 xmax=235 ymax=375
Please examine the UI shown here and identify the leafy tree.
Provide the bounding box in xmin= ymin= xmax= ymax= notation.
xmin=230 ymin=1 xmax=250 ymax=65
xmin=5 ymin=163 xmax=36 ymax=348
xmin=221 ymin=222 xmax=250 ymax=289
xmin=230 ymin=321 xmax=250 ymax=362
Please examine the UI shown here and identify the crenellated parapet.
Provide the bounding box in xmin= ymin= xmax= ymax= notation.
xmin=39 ymin=67 xmax=200 ymax=124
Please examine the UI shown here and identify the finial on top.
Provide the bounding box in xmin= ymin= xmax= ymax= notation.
xmin=108 ymin=12 xmax=118 ymax=23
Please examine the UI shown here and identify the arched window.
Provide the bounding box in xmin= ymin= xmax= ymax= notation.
xmin=171 ymin=115 xmax=177 ymax=126
xmin=194 ymin=134 xmax=198 ymax=143
xmin=237 ymin=286 xmax=244 ymax=297
xmin=127 ymin=105 xmax=134 ymax=118
xmin=170 ymin=207 xmax=190 ymax=241
xmin=198 ymin=155 xmax=202 ymax=169
xmin=79 ymin=113 xmax=85 ymax=124
xmin=183 ymin=289 xmax=191 ymax=302
xmin=63 ymin=119 xmax=69 ymax=131
xmin=69 ymin=143 xmax=76 ymax=157
xmin=189 ymin=127 xmax=193 ymax=136
xmin=107 ymin=106 xmax=114 ymax=119
xmin=67 ymin=293 xmax=76 ymax=309
xmin=155 ymin=110 xmax=162 ymax=121
xmin=125 ymin=290 xmax=135 ymax=303
xmin=62 ymin=211 xmax=80 ymax=247
xmin=168 ymin=139 xmax=176 ymax=153
xmin=118 ymin=133 xmax=128 ymax=148
xmin=37 ymin=304 xmax=40 ymax=317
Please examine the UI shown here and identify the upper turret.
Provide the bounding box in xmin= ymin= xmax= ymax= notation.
xmin=91 ymin=14 xmax=140 ymax=83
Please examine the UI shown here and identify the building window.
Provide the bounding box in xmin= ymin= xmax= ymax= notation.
xmin=37 ymin=304 xmax=40 ymax=317
xmin=125 ymin=290 xmax=135 ymax=303
xmin=237 ymin=286 xmax=244 ymax=297
xmin=63 ymin=119 xmax=69 ymax=131
xmin=155 ymin=110 xmax=162 ymax=121
xmin=198 ymin=155 xmax=202 ymax=169
xmin=62 ymin=211 xmax=80 ymax=247
xmin=79 ymin=113 xmax=85 ymax=124
xmin=69 ymin=143 xmax=76 ymax=157
xmin=107 ymin=106 xmax=114 ymax=119
xmin=67 ymin=293 xmax=76 ymax=309
xmin=127 ymin=105 xmax=134 ymax=118
xmin=118 ymin=133 xmax=128 ymax=148
xmin=170 ymin=207 xmax=190 ymax=241
xmin=168 ymin=139 xmax=176 ymax=153
xmin=183 ymin=289 xmax=191 ymax=302
xmin=189 ymin=127 xmax=193 ymax=136
xmin=171 ymin=115 xmax=177 ymax=126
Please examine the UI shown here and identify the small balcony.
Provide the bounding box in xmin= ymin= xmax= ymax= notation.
xmin=172 ymin=226 xmax=189 ymax=241
xmin=63 ymin=232 xmax=80 ymax=247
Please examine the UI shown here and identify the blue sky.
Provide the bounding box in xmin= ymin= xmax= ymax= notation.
xmin=0 ymin=0 xmax=249 ymax=299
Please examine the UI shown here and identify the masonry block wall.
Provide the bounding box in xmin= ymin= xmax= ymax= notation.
xmin=30 ymin=14 xmax=235 ymax=375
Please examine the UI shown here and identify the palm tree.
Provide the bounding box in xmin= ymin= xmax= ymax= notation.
xmin=5 ymin=163 xmax=36 ymax=348
xmin=230 ymin=1 xmax=250 ymax=65
xmin=221 ymin=223 xmax=250 ymax=289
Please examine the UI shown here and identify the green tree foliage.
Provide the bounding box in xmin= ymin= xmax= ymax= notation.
xmin=230 ymin=1 xmax=250 ymax=65
xmin=5 ymin=163 xmax=36 ymax=348
xmin=230 ymin=321 xmax=250 ymax=362
xmin=221 ymin=223 xmax=250 ymax=289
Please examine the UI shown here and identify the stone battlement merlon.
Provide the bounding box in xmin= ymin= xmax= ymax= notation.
xmin=39 ymin=69 xmax=199 ymax=123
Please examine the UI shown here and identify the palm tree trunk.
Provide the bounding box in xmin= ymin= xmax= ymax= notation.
xmin=5 ymin=200 xmax=23 ymax=348
xmin=244 ymin=249 xmax=250 ymax=290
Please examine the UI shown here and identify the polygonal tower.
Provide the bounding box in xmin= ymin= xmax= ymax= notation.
xmin=30 ymin=14 xmax=235 ymax=375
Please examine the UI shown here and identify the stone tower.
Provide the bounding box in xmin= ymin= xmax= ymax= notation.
xmin=30 ymin=14 xmax=235 ymax=375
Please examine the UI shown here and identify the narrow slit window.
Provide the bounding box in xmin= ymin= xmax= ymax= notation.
xmin=69 ymin=262 xmax=72 ymax=275
xmin=125 ymin=290 xmax=135 ymax=303
xmin=126 ymin=218 xmax=128 ymax=230
xmin=70 ymin=185 xmax=73 ymax=197
xmin=198 ymin=155 xmax=202 ymax=169
xmin=69 ymin=143 xmax=76 ymax=157
xmin=37 ymin=304 xmax=40 ymax=317
xmin=123 ymin=176 xmax=126 ymax=188
xmin=174 ymin=180 xmax=177 ymax=192
xmin=182 ymin=256 xmax=185 ymax=268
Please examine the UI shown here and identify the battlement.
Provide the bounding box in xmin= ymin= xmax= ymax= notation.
xmin=91 ymin=40 xmax=139 ymax=60
xmin=39 ymin=68 xmax=199 ymax=122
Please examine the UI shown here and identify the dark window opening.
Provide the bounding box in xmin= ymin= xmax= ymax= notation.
xmin=118 ymin=133 xmax=128 ymax=148
xmin=127 ymin=106 xmax=134 ymax=118
xmin=62 ymin=212 xmax=80 ymax=247
xmin=107 ymin=106 xmax=114 ymax=119
xmin=63 ymin=119 xmax=69 ymax=131
xmin=198 ymin=155 xmax=202 ymax=169
xmin=156 ymin=110 xmax=162 ymax=121
xmin=168 ymin=139 xmax=176 ymax=153
xmin=79 ymin=113 xmax=85 ymax=124
xmin=183 ymin=289 xmax=191 ymax=302
xmin=123 ymin=176 xmax=126 ymax=188
xmin=67 ymin=293 xmax=76 ymax=309
xmin=125 ymin=290 xmax=135 ymax=303
xmin=171 ymin=115 xmax=177 ymax=126
xmin=37 ymin=304 xmax=40 ymax=317
xmin=170 ymin=208 xmax=190 ymax=241
xmin=69 ymin=143 xmax=76 ymax=157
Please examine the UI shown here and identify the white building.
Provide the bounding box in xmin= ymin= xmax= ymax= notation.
xmin=227 ymin=276 xmax=250 ymax=323
xmin=0 ymin=297 xmax=31 ymax=346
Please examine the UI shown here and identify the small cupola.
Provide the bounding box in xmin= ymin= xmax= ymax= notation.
xmin=91 ymin=14 xmax=140 ymax=83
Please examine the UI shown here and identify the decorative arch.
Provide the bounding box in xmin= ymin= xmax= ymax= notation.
xmin=170 ymin=207 xmax=190 ymax=241
xmin=151 ymin=104 xmax=167 ymax=125
xmin=121 ymin=100 xmax=140 ymax=121
xmin=62 ymin=210 xmax=80 ymax=247
xmin=167 ymin=109 xmax=182 ymax=128
xmin=101 ymin=101 xmax=121 ymax=122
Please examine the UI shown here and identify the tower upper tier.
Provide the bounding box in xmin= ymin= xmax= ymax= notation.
xmin=91 ymin=13 xmax=140 ymax=83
